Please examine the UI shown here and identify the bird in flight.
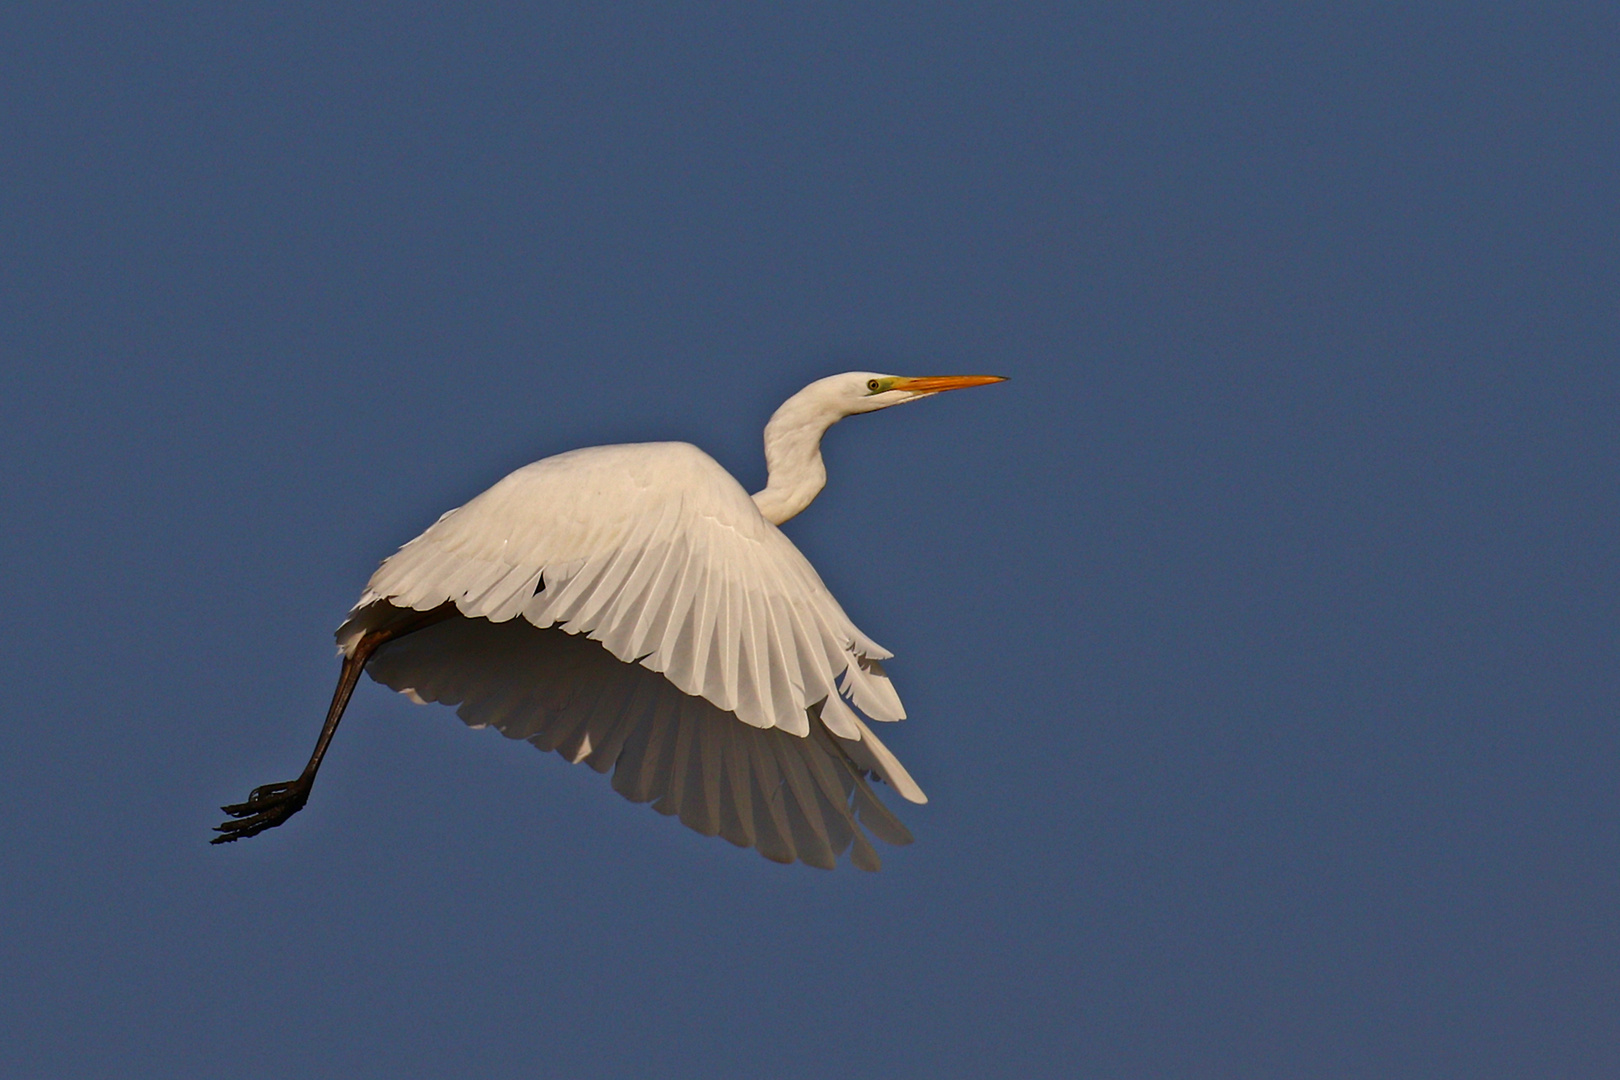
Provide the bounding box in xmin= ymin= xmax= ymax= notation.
xmin=214 ymin=371 xmax=1005 ymax=868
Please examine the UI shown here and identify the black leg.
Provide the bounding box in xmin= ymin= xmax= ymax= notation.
xmin=211 ymin=604 xmax=455 ymax=844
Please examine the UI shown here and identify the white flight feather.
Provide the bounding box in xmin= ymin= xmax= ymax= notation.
xmin=340 ymin=442 xmax=908 ymax=747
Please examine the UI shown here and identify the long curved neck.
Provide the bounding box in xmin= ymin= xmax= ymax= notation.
xmin=751 ymin=387 xmax=846 ymax=525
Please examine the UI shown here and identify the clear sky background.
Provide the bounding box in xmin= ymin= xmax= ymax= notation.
xmin=3 ymin=5 xmax=1616 ymax=1078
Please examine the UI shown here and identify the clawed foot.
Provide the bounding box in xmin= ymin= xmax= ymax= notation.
xmin=211 ymin=779 xmax=311 ymax=843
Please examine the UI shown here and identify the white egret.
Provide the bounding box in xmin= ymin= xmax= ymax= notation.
xmin=215 ymin=371 xmax=1005 ymax=868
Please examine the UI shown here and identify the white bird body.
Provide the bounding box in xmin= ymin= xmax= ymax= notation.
xmin=218 ymin=371 xmax=1004 ymax=868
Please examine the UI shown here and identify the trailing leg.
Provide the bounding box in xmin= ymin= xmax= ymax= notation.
xmin=211 ymin=604 xmax=454 ymax=843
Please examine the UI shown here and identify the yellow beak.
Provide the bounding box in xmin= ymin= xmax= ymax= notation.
xmin=891 ymin=375 xmax=1008 ymax=394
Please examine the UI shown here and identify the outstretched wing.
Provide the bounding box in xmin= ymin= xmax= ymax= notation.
xmin=365 ymin=614 xmax=915 ymax=869
xmin=337 ymin=441 xmax=922 ymax=798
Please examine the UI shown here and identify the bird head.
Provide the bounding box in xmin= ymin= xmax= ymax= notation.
xmin=833 ymin=371 xmax=1008 ymax=415
xmin=755 ymin=370 xmax=1007 ymax=524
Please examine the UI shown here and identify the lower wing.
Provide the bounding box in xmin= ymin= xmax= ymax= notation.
xmin=364 ymin=612 xmax=917 ymax=870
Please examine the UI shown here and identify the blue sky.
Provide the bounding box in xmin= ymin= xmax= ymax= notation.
xmin=3 ymin=5 xmax=1616 ymax=1077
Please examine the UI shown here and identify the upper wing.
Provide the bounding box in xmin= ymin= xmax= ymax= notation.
xmin=336 ymin=442 xmax=914 ymax=764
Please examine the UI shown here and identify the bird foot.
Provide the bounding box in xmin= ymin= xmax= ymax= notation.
xmin=211 ymin=778 xmax=310 ymax=843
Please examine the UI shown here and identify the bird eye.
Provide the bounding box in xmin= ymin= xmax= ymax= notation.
xmin=866 ymin=379 xmax=882 ymax=392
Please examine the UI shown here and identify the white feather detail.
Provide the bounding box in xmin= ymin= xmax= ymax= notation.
xmin=360 ymin=616 xmax=919 ymax=869
xmin=339 ymin=442 xmax=904 ymax=738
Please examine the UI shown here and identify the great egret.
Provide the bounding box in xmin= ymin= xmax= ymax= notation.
xmin=214 ymin=371 xmax=1005 ymax=868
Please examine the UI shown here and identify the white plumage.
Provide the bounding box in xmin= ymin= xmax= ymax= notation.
xmin=340 ymin=442 xmax=904 ymax=743
xmin=216 ymin=371 xmax=1004 ymax=868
